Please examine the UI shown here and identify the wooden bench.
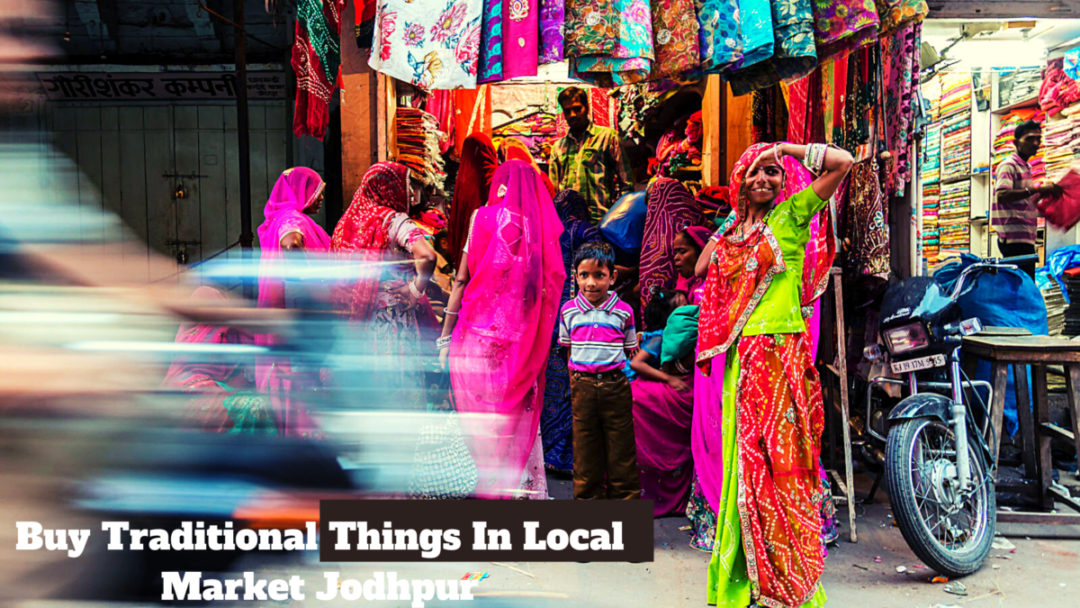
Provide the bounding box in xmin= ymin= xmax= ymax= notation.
xmin=962 ymin=335 xmax=1080 ymax=525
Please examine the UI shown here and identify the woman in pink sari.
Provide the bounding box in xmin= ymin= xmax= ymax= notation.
xmin=255 ymin=166 xmax=331 ymax=437
xmin=437 ymin=160 xmax=566 ymax=499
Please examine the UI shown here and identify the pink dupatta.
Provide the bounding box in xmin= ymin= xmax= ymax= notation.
xmin=691 ymin=142 xmax=837 ymax=515
xmin=450 ymin=160 xmax=566 ymax=499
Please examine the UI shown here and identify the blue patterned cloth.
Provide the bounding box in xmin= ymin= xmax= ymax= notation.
xmin=729 ymin=0 xmax=773 ymax=71
xmin=694 ymin=0 xmax=743 ymax=72
xmin=727 ymin=0 xmax=818 ymax=96
xmin=541 ymin=191 xmax=602 ymax=472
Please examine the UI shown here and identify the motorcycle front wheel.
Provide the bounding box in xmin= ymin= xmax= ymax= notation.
xmin=885 ymin=417 xmax=996 ymax=577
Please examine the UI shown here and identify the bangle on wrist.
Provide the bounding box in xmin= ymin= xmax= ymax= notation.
xmin=436 ymin=335 xmax=452 ymax=349
xmin=408 ymin=280 xmax=422 ymax=299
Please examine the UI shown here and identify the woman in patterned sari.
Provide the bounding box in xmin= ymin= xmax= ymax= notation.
xmin=331 ymin=162 xmax=439 ymax=411
xmin=695 ymin=142 xmax=851 ymax=608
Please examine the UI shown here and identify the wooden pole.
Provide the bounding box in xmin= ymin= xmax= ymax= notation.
xmin=234 ymin=0 xmax=254 ymax=298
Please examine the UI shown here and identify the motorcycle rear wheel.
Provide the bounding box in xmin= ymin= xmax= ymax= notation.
xmin=885 ymin=417 xmax=995 ymax=577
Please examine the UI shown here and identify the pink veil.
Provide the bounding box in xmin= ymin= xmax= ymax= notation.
xmin=254 ymin=167 xmax=331 ymax=436
xmin=691 ymin=143 xmax=837 ymax=514
xmin=256 ymin=167 xmax=331 ymax=311
xmin=450 ymin=160 xmax=566 ymax=499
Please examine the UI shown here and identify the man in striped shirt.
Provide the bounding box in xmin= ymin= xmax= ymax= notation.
xmin=558 ymin=242 xmax=640 ymax=500
xmin=993 ymin=120 xmax=1061 ymax=278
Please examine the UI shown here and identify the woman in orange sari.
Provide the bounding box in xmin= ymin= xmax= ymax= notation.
xmin=695 ymin=142 xmax=851 ymax=608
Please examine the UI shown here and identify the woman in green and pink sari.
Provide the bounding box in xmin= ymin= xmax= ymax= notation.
xmin=695 ymin=142 xmax=851 ymax=608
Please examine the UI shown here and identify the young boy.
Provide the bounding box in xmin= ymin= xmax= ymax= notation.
xmin=558 ymin=241 xmax=640 ymax=500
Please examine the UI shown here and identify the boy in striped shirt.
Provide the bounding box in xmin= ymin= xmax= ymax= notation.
xmin=558 ymin=242 xmax=640 ymax=500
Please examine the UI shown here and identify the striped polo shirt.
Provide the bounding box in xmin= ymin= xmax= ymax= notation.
xmin=558 ymin=292 xmax=638 ymax=374
xmin=993 ymin=153 xmax=1040 ymax=245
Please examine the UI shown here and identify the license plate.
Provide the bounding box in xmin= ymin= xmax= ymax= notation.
xmin=891 ymin=354 xmax=946 ymax=374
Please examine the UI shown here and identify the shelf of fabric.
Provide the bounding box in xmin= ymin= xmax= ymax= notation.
xmin=992 ymin=96 xmax=1040 ymax=115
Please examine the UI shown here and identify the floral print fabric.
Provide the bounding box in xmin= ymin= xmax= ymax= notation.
xmin=540 ymin=0 xmax=565 ymax=64
xmin=649 ymin=0 xmax=701 ymax=79
xmin=730 ymin=0 xmax=774 ymax=71
xmin=812 ymin=0 xmax=880 ymax=62
xmin=370 ymin=0 xmax=484 ymax=90
xmin=567 ymin=0 xmax=654 ymax=87
xmin=727 ymin=0 xmax=817 ymax=96
xmin=875 ymin=0 xmax=928 ymax=36
xmin=503 ymin=0 xmax=539 ymax=78
xmin=694 ymin=0 xmax=742 ymax=73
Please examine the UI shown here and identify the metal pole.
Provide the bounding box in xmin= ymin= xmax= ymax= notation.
xmin=234 ymin=0 xmax=254 ymax=299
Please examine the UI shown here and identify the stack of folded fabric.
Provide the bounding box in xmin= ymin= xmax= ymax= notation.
xmin=922 ymin=123 xmax=942 ymax=185
xmin=395 ymin=108 xmax=447 ymax=194
xmin=941 ymin=116 xmax=971 ymax=181
xmin=938 ymin=180 xmax=971 ymax=258
xmin=1062 ymin=267 xmax=1080 ymax=336
xmin=939 ymin=73 xmax=973 ymax=122
xmin=922 ymin=182 xmax=940 ymax=259
xmin=993 ymin=110 xmax=1048 ymax=184
xmin=1042 ymin=278 xmax=1067 ymax=336
xmin=1041 ymin=109 xmax=1080 ymax=180
xmin=1001 ymin=69 xmax=1042 ymax=108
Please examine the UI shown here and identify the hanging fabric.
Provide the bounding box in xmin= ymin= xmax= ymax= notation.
xmin=883 ymin=23 xmax=921 ymax=195
xmin=874 ymin=0 xmax=928 ymax=37
xmin=727 ymin=0 xmax=773 ymax=72
xmin=648 ymin=0 xmax=701 ymax=80
xmin=356 ymin=0 xmax=378 ymax=49
xmin=298 ymin=0 xmax=345 ymax=88
xmin=502 ymin=0 xmax=540 ymax=78
xmin=726 ymin=0 xmax=817 ymax=96
xmin=693 ymin=0 xmax=742 ymax=73
xmin=566 ymin=0 xmax=655 ymax=87
xmin=369 ymin=0 xmax=483 ymax=90
xmin=453 ymin=86 xmax=493 ymax=158
xmin=810 ymin=0 xmax=880 ymax=63
xmin=478 ymin=0 xmax=505 ymax=83
xmin=292 ymin=23 xmax=334 ymax=139
xmin=540 ymin=0 xmax=566 ymax=64
xmin=846 ymin=158 xmax=889 ymax=278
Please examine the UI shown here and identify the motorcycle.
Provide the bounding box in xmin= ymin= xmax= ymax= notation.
xmin=864 ymin=254 xmax=1039 ymax=577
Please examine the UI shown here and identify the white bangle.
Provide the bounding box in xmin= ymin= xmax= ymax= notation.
xmin=408 ymin=280 xmax=422 ymax=300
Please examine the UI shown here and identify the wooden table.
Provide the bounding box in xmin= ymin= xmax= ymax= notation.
xmin=962 ymin=335 xmax=1080 ymax=525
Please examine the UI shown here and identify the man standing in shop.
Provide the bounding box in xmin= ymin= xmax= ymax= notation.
xmin=549 ymin=87 xmax=631 ymax=224
xmin=994 ymin=120 xmax=1062 ymax=278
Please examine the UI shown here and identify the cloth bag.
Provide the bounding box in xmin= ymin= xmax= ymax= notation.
xmin=598 ymin=191 xmax=648 ymax=263
xmin=1038 ymin=167 xmax=1080 ymax=230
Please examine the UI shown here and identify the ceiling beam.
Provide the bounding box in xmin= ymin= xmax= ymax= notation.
xmin=928 ymin=1 xmax=1079 ymax=19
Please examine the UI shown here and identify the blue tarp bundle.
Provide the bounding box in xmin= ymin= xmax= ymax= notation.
xmin=934 ymin=254 xmax=1048 ymax=437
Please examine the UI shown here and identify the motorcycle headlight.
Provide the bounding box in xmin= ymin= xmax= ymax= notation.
xmin=883 ymin=322 xmax=929 ymax=355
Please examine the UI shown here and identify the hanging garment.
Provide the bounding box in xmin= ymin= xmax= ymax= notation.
xmin=875 ymin=0 xmax=928 ymax=36
xmin=502 ymin=0 xmax=539 ymax=78
xmin=566 ymin=0 xmax=654 ymax=87
xmin=884 ymin=23 xmax=921 ymax=195
xmin=478 ymin=0 xmax=505 ymax=83
xmin=726 ymin=0 xmax=773 ymax=72
xmin=452 ymin=86 xmax=493 ymax=159
xmin=292 ymin=23 xmax=334 ymax=139
xmin=356 ymin=0 xmax=378 ymax=49
xmin=811 ymin=0 xmax=880 ymax=63
xmin=845 ymin=159 xmax=889 ymax=278
xmin=540 ymin=0 xmax=566 ymax=64
xmin=648 ymin=0 xmax=701 ymax=80
xmin=298 ymin=0 xmax=345 ymax=88
xmin=694 ymin=0 xmax=742 ymax=73
xmin=369 ymin=0 xmax=483 ymax=90
xmin=727 ymin=0 xmax=817 ymax=96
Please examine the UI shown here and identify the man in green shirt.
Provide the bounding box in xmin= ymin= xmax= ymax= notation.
xmin=548 ymin=87 xmax=631 ymax=224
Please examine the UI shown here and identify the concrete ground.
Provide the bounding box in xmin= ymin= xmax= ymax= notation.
xmin=4 ymin=472 xmax=1080 ymax=608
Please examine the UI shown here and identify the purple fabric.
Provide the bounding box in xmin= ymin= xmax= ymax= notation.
xmin=539 ymin=0 xmax=565 ymax=64
xmin=501 ymin=0 xmax=539 ymax=78
xmin=634 ymin=374 xmax=695 ymax=517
